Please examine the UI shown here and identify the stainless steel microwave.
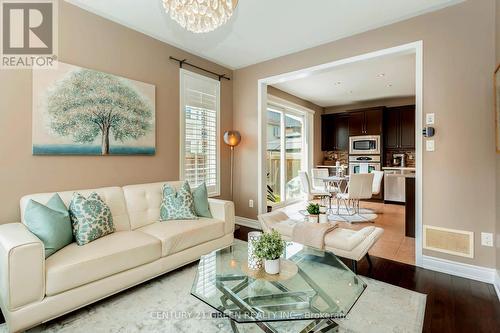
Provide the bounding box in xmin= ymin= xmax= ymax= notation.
xmin=349 ymin=135 xmax=381 ymax=155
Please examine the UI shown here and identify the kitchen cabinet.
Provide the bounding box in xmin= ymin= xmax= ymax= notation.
xmin=321 ymin=114 xmax=349 ymax=151
xmin=384 ymin=105 xmax=415 ymax=149
xmin=334 ymin=115 xmax=349 ymax=151
xmin=348 ymin=111 xmax=365 ymax=136
xmin=321 ymin=114 xmax=335 ymax=151
xmin=405 ymin=176 xmax=416 ymax=238
xmin=348 ymin=107 xmax=383 ymax=136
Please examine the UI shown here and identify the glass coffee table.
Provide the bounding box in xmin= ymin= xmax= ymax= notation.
xmin=191 ymin=241 xmax=366 ymax=333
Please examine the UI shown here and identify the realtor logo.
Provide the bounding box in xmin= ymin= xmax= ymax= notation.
xmin=1 ymin=0 xmax=58 ymax=68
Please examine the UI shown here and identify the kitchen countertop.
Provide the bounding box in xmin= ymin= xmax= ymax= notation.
xmin=382 ymin=167 xmax=416 ymax=171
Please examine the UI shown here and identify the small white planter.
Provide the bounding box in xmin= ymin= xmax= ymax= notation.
xmin=264 ymin=258 xmax=280 ymax=275
xmin=319 ymin=206 xmax=327 ymax=214
xmin=308 ymin=215 xmax=319 ymax=223
xmin=319 ymin=214 xmax=328 ymax=224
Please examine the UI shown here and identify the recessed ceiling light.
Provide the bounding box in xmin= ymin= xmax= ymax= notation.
xmin=376 ymin=73 xmax=385 ymax=78
xmin=387 ymin=83 xmax=393 ymax=87
xmin=334 ymin=81 xmax=342 ymax=85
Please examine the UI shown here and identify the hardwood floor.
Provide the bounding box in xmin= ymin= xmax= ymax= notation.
xmin=235 ymin=225 xmax=500 ymax=333
xmin=1 ymin=227 xmax=497 ymax=332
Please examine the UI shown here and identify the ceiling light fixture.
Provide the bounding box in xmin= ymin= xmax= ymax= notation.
xmin=387 ymin=83 xmax=393 ymax=87
xmin=334 ymin=81 xmax=342 ymax=85
xmin=376 ymin=73 xmax=385 ymax=78
xmin=162 ymin=0 xmax=239 ymax=33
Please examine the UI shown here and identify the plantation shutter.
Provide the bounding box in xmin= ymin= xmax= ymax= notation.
xmin=180 ymin=70 xmax=220 ymax=196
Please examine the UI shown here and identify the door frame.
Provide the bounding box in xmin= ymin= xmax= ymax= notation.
xmin=257 ymin=41 xmax=424 ymax=267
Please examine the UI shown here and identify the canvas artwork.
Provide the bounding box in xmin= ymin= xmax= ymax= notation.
xmin=33 ymin=62 xmax=156 ymax=155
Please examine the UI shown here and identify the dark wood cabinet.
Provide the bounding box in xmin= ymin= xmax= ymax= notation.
xmin=364 ymin=108 xmax=383 ymax=135
xmin=384 ymin=105 xmax=415 ymax=149
xmin=348 ymin=107 xmax=383 ymax=136
xmin=405 ymin=176 xmax=415 ymax=238
xmin=348 ymin=111 xmax=365 ymax=136
xmin=400 ymin=106 xmax=416 ymax=148
xmin=321 ymin=114 xmax=335 ymax=151
xmin=321 ymin=114 xmax=349 ymax=151
xmin=334 ymin=115 xmax=349 ymax=151
xmin=384 ymin=109 xmax=400 ymax=149
xmin=321 ymin=107 xmax=385 ymax=152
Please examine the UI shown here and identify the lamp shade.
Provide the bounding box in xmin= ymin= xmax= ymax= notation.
xmin=223 ymin=130 xmax=241 ymax=147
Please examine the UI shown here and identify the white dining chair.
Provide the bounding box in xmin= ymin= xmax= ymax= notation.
xmin=372 ymin=171 xmax=384 ymax=195
xmin=299 ymin=171 xmax=331 ymax=205
xmin=336 ymin=173 xmax=374 ymax=215
xmin=311 ymin=168 xmax=329 ymax=191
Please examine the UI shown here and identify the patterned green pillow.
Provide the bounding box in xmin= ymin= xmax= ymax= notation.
xmin=69 ymin=192 xmax=115 ymax=246
xmin=160 ymin=181 xmax=198 ymax=221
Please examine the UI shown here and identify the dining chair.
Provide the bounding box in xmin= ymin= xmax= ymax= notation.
xmin=299 ymin=171 xmax=331 ymax=205
xmin=371 ymin=171 xmax=384 ymax=195
xmin=311 ymin=168 xmax=329 ymax=191
xmin=336 ymin=173 xmax=374 ymax=215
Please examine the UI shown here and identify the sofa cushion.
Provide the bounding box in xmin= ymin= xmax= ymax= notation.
xmin=324 ymin=226 xmax=376 ymax=251
xmin=192 ymin=183 xmax=212 ymax=218
xmin=137 ymin=218 xmax=225 ymax=256
xmin=45 ymin=231 xmax=161 ymax=296
xmin=123 ymin=181 xmax=184 ymax=230
xmin=159 ymin=181 xmax=197 ymax=221
xmin=21 ymin=187 xmax=131 ymax=232
xmin=69 ymin=192 xmax=115 ymax=246
xmin=24 ymin=194 xmax=73 ymax=258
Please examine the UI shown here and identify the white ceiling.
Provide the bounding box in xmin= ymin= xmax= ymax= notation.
xmin=273 ymin=52 xmax=416 ymax=107
xmin=67 ymin=0 xmax=462 ymax=69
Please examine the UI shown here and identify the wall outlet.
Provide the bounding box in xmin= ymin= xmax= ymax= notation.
xmin=426 ymin=113 xmax=435 ymax=125
xmin=481 ymin=232 xmax=493 ymax=247
xmin=426 ymin=140 xmax=435 ymax=152
xmin=249 ymin=199 xmax=254 ymax=208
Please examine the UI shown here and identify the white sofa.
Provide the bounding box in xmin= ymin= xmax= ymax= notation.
xmin=0 ymin=181 xmax=235 ymax=333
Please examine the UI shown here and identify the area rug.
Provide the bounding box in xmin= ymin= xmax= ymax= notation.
xmin=0 ymin=262 xmax=426 ymax=333
xmin=327 ymin=208 xmax=378 ymax=223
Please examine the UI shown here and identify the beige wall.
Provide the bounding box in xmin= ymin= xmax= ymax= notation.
xmin=267 ymin=86 xmax=324 ymax=165
xmin=0 ymin=1 xmax=233 ymax=223
xmin=496 ymin=0 xmax=500 ymax=274
xmin=324 ymin=96 xmax=416 ymax=114
xmin=233 ymin=0 xmax=496 ymax=267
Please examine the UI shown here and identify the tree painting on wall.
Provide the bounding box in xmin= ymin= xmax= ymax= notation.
xmin=32 ymin=62 xmax=155 ymax=155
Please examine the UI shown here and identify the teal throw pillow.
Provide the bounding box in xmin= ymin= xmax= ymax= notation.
xmin=24 ymin=194 xmax=73 ymax=258
xmin=192 ymin=182 xmax=212 ymax=218
xmin=160 ymin=181 xmax=198 ymax=221
xmin=69 ymin=192 xmax=114 ymax=246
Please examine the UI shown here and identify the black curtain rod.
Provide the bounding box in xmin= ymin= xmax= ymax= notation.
xmin=169 ymin=56 xmax=230 ymax=81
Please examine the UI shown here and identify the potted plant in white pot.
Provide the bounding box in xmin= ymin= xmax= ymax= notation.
xmin=306 ymin=203 xmax=320 ymax=223
xmin=253 ymin=230 xmax=286 ymax=275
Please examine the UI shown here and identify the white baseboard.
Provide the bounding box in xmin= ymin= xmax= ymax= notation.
xmin=235 ymin=216 xmax=261 ymax=230
xmin=422 ymin=255 xmax=497 ymax=284
xmin=494 ymin=270 xmax=500 ymax=301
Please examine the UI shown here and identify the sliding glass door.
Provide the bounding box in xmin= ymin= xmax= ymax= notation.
xmin=266 ymin=104 xmax=306 ymax=208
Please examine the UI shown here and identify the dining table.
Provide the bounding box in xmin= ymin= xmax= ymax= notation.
xmin=321 ymin=175 xmax=350 ymax=213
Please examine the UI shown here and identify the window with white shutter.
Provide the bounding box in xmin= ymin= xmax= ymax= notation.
xmin=180 ymin=69 xmax=220 ymax=196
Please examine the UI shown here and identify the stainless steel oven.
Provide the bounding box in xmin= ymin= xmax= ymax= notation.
xmin=349 ymin=135 xmax=381 ymax=155
xmin=348 ymin=155 xmax=381 ymax=174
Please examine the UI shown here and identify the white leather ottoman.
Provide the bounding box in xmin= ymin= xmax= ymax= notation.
xmin=258 ymin=211 xmax=384 ymax=273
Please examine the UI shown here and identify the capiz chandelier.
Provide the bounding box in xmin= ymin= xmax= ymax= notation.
xmin=162 ymin=0 xmax=238 ymax=33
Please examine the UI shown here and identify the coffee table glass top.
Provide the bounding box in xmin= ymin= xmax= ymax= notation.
xmin=191 ymin=241 xmax=366 ymax=323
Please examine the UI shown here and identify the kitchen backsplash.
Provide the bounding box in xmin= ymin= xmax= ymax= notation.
xmin=384 ymin=148 xmax=415 ymax=167
xmin=323 ymin=150 xmax=349 ymax=166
